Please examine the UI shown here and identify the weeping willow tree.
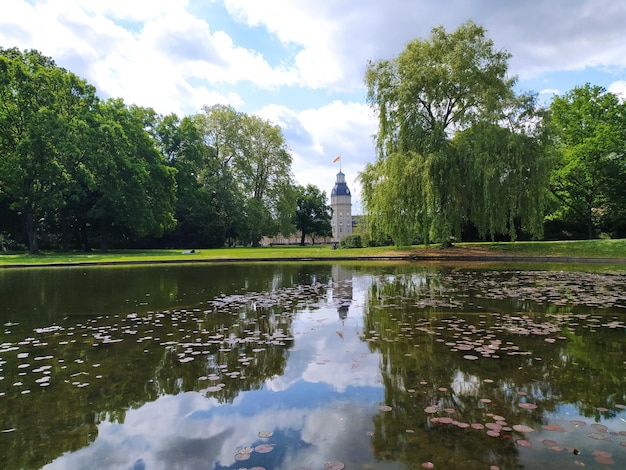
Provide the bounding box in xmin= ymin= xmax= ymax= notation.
xmin=360 ymin=21 xmax=552 ymax=246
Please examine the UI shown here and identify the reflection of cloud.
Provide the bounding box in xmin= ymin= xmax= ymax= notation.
xmin=451 ymin=370 xmax=482 ymax=396
xmin=269 ymin=305 xmax=380 ymax=393
xmin=44 ymin=382 xmax=383 ymax=469
xmin=44 ymin=297 xmax=382 ymax=470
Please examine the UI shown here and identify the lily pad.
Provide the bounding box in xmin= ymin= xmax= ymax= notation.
xmin=254 ymin=443 xmax=274 ymax=453
xmin=324 ymin=461 xmax=345 ymax=470
xmin=518 ymin=403 xmax=537 ymax=410
xmin=512 ymin=424 xmax=535 ymax=433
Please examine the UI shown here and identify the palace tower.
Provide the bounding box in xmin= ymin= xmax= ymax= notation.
xmin=330 ymin=170 xmax=352 ymax=241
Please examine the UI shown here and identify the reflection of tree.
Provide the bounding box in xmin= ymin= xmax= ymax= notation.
xmin=362 ymin=269 xmax=626 ymax=469
xmin=0 ymin=263 xmax=332 ymax=469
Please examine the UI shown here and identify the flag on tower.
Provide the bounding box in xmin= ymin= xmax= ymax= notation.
xmin=333 ymin=156 xmax=341 ymax=163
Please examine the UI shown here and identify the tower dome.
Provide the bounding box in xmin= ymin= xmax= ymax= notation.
xmin=331 ymin=171 xmax=351 ymax=197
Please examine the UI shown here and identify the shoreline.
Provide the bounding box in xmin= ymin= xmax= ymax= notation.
xmin=2 ymin=253 xmax=626 ymax=269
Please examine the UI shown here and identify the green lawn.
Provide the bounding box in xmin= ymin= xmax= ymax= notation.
xmin=1 ymin=239 xmax=624 ymax=266
xmin=479 ymin=239 xmax=626 ymax=258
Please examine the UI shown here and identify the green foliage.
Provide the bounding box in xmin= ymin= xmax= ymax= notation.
xmin=89 ymin=101 xmax=177 ymax=244
xmin=339 ymin=234 xmax=363 ymax=248
xmin=0 ymin=47 xmax=100 ymax=252
xmin=361 ymin=22 xmax=551 ymax=246
xmin=365 ymin=20 xmax=514 ymax=157
xmin=154 ymin=113 xmax=240 ymax=247
xmin=195 ymin=105 xmax=296 ymax=246
xmin=452 ymin=117 xmax=552 ymax=241
xmin=293 ymin=184 xmax=333 ymax=245
xmin=548 ymin=84 xmax=626 ymax=238
xmin=0 ymin=48 xmax=178 ymax=251
xmin=0 ymin=48 xmax=299 ymax=252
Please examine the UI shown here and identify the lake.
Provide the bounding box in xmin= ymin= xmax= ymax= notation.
xmin=0 ymin=261 xmax=625 ymax=470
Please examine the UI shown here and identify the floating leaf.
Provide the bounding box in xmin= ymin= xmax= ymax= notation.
xmin=324 ymin=461 xmax=345 ymax=470
xmin=255 ymin=443 xmax=274 ymax=453
xmin=590 ymin=423 xmax=608 ymax=433
xmin=518 ymin=403 xmax=537 ymax=410
xmin=512 ymin=424 xmax=535 ymax=433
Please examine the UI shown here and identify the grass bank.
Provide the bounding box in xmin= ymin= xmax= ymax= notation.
xmin=0 ymin=239 xmax=624 ymax=267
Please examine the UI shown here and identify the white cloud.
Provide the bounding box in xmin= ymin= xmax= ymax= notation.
xmin=256 ymin=101 xmax=377 ymax=210
xmin=608 ymin=80 xmax=626 ymax=101
xmin=2 ymin=0 xmax=625 ymax=208
xmin=69 ymin=0 xmax=190 ymax=21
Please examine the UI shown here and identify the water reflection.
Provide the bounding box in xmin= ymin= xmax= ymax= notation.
xmin=331 ymin=265 xmax=353 ymax=320
xmin=0 ymin=263 xmax=624 ymax=469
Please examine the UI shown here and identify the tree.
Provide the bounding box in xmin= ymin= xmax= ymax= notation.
xmin=548 ymin=84 xmax=626 ymax=238
xmin=293 ymin=184 xmax=333 ymax=245
xmin=361 ymin=21 xmax=550 ymax=246
xmin=195 ymin=106 xmax=295 ymax=245
xmin=0 ymin=47 xmax=99 ymax=252
xmin=452 ymin=97 xmax=553 ymax=241
xmin=85 ymin=100 xmax=177 ymax=247
xmin=153 ymin=113 xmax=241 ymax=248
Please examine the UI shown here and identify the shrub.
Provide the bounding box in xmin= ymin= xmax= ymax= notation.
xmin=339 ymin=234 xmax=362 ymax=249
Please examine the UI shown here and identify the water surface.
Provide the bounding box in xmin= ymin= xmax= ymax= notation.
xmin=1 ymin=262 xmax=625 ymax=469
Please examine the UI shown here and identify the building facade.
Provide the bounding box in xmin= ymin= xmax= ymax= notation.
xmin=330 ymin=170 xmax=352 ymax=241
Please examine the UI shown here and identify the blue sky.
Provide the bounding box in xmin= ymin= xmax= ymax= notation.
xmin=2 ymin=0 xmax=625 ymax=213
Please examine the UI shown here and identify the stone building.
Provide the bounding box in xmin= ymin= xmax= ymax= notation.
xmin=330 ymin=170 xmax=352 ymax=241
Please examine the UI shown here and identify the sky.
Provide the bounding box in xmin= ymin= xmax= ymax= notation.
xmin=2 ymin=0 xmax=626 ymax=213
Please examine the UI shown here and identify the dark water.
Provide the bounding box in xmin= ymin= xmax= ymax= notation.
xmin=0 ymin=262 xmax=625 ymax=470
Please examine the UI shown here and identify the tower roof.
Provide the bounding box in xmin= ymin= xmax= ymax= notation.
xmin=331 ymin=171 xmax=351 ymax=196
xmin=331 ymin=182 xmax=350 ymax=196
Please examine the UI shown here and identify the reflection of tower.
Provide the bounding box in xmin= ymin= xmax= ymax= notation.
xmin=332 ymin=265 xmax=353 ymax=320
xmin=330 ymin=170 xmax=352 ymax=241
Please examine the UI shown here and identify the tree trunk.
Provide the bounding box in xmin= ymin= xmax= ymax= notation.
xmin=77 ymin=220 xmax=91 ymax=251
xmin=300 ymin=231 xmax=306 ymax=246
xmin=24 ymin=206 xmax=39 ymax=254
xmin=587 ymin=219 xmax=595 ymax=239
